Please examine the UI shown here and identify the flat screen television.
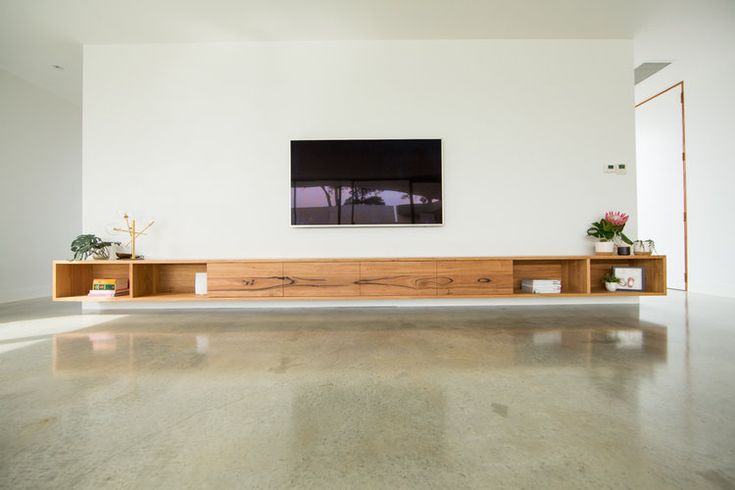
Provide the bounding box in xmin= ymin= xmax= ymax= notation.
xmin=291 ymin=139 xmax=442 ymax=226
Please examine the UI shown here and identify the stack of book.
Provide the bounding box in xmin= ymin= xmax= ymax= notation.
xmin=521 ymin=279 xmax=562 ymax=294
xmin=88 ymin=278 xmax=130 ymax=298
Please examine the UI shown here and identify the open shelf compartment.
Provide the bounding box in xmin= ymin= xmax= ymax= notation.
xmin=512 ymin=258 xmax=589 ymax=295
xmin=53 ymin=262 xmax=132 ymax=301
xmin=589 ymin=256 xmax=666 ymax=294
xmin=131 ymin=263 xmax=207 ymax=298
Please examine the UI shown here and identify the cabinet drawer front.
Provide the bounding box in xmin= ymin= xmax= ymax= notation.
xmin=437 ymin=260 xmax=513 ymax=295
xmin=207 ymin=263 xmax=284 ymax=296
xmin=359 ymin=261 xmax=436 ymax=296
xmin=283 ymin=262 xmax=360 ymax=297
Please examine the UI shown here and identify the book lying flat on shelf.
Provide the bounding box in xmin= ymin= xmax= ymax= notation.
xmin=88 ymin=278 xmax=130 ymax=297
xmin=87 ymin=289 xmax=129 ymax=297
xmin=522 ymin=279 xmax=561 ymax=286
xmin=521 ymin=288 xmax=561 ymax=294
xmin=92 ymin=278 xmax=129 ymax=291
xmin=521 ymin=279 xmax=562 ymax=294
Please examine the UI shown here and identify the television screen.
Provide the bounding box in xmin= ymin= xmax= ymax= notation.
xmin=291 ymin=139 xmax=442 ymax=226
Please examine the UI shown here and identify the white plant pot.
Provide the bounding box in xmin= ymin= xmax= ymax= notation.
xmin=594 ymin=242 xmax=615 ymax=255
xmin=605 ymin=282 xmax=618 ymax=292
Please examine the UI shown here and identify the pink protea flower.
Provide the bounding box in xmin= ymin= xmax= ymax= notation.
xmin=605 ymin=211 xmax=629 ymax=226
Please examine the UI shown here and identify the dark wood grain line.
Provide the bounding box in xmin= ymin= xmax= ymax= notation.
xmin=357 ymin=275 xmax=436 ymax=290
xmin=283 ymin=276 xmax=356 ymax=288
xmin=236 ymin=276 xmax=285 ymax=291
xmin=436 ymin=276 xmax=494 ymax=286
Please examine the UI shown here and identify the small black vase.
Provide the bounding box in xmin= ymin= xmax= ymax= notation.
xmin=617 ymin=246 xmax=631 ymax=256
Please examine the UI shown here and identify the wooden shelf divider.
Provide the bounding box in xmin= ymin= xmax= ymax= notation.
xmin=53 ymin=256 xmax=667 ymax=302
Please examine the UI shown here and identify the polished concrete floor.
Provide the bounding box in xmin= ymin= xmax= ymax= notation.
xmin=1 ymin=293 xmax=734 ymax=489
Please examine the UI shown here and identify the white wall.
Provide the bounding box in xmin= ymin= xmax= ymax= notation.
xmin=635 ymin=0 xmax=735 ymax=297
xmin=0 ymin=69 xmax=81 ymax=303
xmin=84 ymin=40 xmax=637 ymax=267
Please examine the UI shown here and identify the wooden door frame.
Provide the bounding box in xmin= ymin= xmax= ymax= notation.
xmin=635 ymin=81 xmax=689 ymax=291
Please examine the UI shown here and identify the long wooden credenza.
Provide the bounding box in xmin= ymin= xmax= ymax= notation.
xmin=52 ymin=256 xmax=666 ymax=302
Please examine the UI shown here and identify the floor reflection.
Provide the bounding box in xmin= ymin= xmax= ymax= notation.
xmin=52 ymin=323 xmax=667 ymax=375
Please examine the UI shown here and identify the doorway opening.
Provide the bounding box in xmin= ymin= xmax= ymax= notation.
xmin=635 ymin=81 xmax=688 ymax=290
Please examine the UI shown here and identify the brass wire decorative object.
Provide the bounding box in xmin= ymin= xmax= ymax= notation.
xmin=113 ymin=213 xmax=154 ymax=259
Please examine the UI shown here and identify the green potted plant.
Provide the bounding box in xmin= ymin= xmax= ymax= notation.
xmin=633 ymin=239 xmax=656 ymax=256
xmin=587 ymin=211 xmax=633 ymax=255
xmin=602 ymin=271 xmax=621 ymax=292
xmin=70 ymin=234 xmax=120 ymax=260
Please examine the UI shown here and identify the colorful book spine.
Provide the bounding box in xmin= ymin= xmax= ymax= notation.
xmin=92 ymin=279 xmax=117 ymax=291
xmin=88 ymin=278 xmax=130 ymax=297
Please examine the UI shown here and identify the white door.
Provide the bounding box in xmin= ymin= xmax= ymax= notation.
xmin=635 ymin=85 xmax=687 ymax=290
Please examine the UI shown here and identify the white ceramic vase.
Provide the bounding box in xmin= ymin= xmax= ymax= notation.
xmin=594 ymin=241 xmax=615 ymax=255
xmin=605 ymin=282 xmax=618 ymax=292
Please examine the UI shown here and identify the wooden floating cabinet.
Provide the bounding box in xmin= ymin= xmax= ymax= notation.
xmin=52 ymin=256 xmax=667 ymax=302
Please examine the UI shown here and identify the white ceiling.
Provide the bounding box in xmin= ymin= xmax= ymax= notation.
xmin=0 ymin=0 xmax=698 ymax=105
